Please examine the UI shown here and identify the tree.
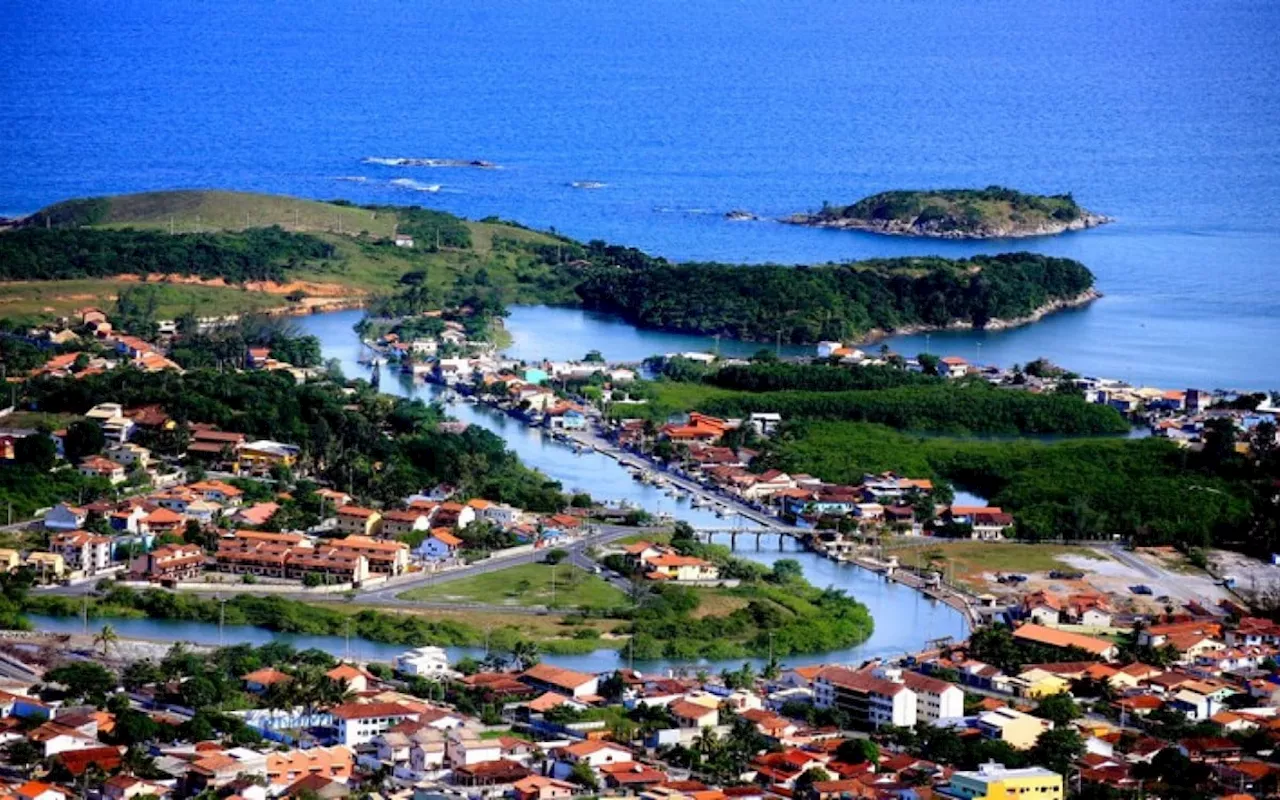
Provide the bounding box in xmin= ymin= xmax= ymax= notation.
xmin=582 ymin=350 xmax=605 ymax=363
xmin=93 ymin=623 xmax=119 ymax=657
xmin=121 ymin=660 xmax=162 ymax=691
xmin=835 ymin=738 xmax=879 ymax=765
xmin=794 ymin=767 xmax=833 ymax=799
xmin=1030 ymin=727 xmax=1084 ymax=775
xmin=769 ymin=559 xmax=804 ymax=583
xmin=44 ymin=661 xmax=116 ymax=703
xmin=1033 ymin=691 xmax=1081 ymax=726
xmin=568 ymin=760 xmax=598 ymax=789
xmin=4 ymin=739 xmax=43 ymax=771
xmin=917 ymin=353 xmax=940 ymax=376
xmin=63 ymin=419 xmax=106 ymax=463
xmin=14 ymin=433 xmax=57 ymax=471
xmin=544 ymin=548 xmax=568 ymax=565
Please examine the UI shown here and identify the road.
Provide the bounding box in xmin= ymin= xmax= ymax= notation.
xmin=563 ymin=426 xmax=805 ymax=534
xmin=335 ymin=523 xmax=640 ymax=605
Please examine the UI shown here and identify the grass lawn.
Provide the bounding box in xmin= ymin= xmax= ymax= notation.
xmin=397 ymin=563 xmax=626 ymax=610
xmin=319 ymin=601 xmax=627 ymax=645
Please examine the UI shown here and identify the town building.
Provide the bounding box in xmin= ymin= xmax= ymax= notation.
xmin=944 ymin=763 xmax=1063 ymax=800
xmin=814 ymin=666 xmax=917 ymax=729
xmin=50 ymin=530 xmax=113 ymax=575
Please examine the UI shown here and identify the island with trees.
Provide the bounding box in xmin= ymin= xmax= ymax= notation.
xmin=783 ymin=186 xmax=1111 ymax=239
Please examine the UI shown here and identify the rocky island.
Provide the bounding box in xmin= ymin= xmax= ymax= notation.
xmin=784 ymin=185 xmax=1111 ymax=239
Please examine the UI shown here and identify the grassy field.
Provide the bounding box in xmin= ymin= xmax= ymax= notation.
xmin=4 ymin=190 xmax=578 ymax=324
xmin=323 ymin=601 xmax=627 ymax=646
xmin=62 ymin=190 xmax=400 ymax=237
xmin=397 ymin=563 xmax=627 ymax=610
xmin=0 ymin=278 xmax=290 ymax=323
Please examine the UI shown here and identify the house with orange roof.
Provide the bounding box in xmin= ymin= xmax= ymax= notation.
xmin=130 ymin=543 xmax=204 ymax=583
xmin=326 ymin=664 xmax=376 ymax=693
xmin=521 ymin=664 xmax=599 ymax=699
xmin=265 ymin=745 xmax=354 ymax=786
xmin=50 ymin=530 xmax=113 ymax=576
xmin=513 ymin=775 xmax=576 ymax=800
xmin=78 ymin=456 xmax=126 ymax=485
xmin=642 ymin=551 xmax=719 ymax=582
xmin=243 ymin=667 xmax=293 ymax=693
xmin=330 ymin=535 xmax=409 ymax=576
xmin=1012 ymin=623 xmax=1119 ymax=661
xmin=661 ymin=413 xmax=729 ymax=444
xmin=669 ymin=699 xmax=719 ymax=730
xmin=330 ymin=701 xmax=421 ymax=746
xmin=13 ymin=782 xmax=69 ymax=800
xmin=416 ymin=529 xmax=463 ymax=561
xmin=381 ymin=508 xmax=433 ymax=538
xmin=336 ymin=506 xmax=382 ymax=537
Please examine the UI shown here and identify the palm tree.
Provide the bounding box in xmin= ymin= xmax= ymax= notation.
xmin=509 ymin=640 xmax=540 ymax=671
xmin=93 ymin=624 xmax=119 ymax=657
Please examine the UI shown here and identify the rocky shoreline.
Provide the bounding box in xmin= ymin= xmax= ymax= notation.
xmin=783 ymin=211 xmax=1112 ymax=239
xmin=856 ymin=288 xmax=1101 ymax=345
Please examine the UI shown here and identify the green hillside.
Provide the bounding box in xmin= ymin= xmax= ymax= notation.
xmin=1 ymin=190 xmax=575 ymax=321
xmin=25 ymin=190 xmax=399 ymax=237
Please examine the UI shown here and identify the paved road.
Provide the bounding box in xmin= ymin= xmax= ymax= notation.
xmin=563 ymin=427 xmax=805 ymax=534
xmin=355 ymin=523 xmax=641 ymax=605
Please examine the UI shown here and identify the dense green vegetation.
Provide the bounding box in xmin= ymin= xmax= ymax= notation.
xmin=575 ymin=251 xmax=1094 ymax=342
xmin=624 ymin=525 xmax=874 ymax=660
xmin=0 ymin=226 xmax=336 ymax=282
xmin=625 ymin=361 xmax=1127 ymax=435
xmin=707 ymin=362 xmax=940 ymax=392
xmin=694 ymin=383 xmax=1126 ymax=435
xmin=360 ymin=204 xmax=473 ymax=249
xmin=794 ymin=186 xmax=1097 ymax=236
xmin=19 ymin=365 xmax=565 ymax=511
xmin=761 ymin=420 xmax=1257 ymax=546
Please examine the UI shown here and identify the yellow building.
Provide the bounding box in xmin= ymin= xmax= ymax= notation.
xmin=0 ymin=549 xmax=21 ymax=571
xmin=23 ymin=551 xmax=67 ymax=581
xmin=946 ymin=763 xmax=1063 ymax=800
xmin=976 ymin=706 xmax=1052 ymax=750
xmin=1009 ymin=668 xmax=1071 ymax=699
xmin=238 ymin=440 xmax=300 ymax=473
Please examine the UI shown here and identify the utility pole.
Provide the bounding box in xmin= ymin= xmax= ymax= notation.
xmin=218 ymin=596 xmax=226 ymax=645
xmin=776 ymin=330 xmax=782 ymax=359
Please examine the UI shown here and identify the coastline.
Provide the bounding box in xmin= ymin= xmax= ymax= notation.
xmin=782 ymin=211 xmax=1112 ymax=239
xmin=855 ymin=288 xmax=1101 ymax=346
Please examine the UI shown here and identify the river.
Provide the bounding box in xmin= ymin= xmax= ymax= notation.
xmin=29 ymin=534 xmax=962 ymax=672
xmin=66 ymin=308 xmax=957 ymax=671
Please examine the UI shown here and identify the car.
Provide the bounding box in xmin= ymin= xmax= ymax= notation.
xmin=1130 ymin=584 xmax=1154 ymax=595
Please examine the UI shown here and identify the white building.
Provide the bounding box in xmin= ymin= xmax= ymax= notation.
xmin=814 ymin=665 xmax=917 ymax=729
xmin=50 ymin=531 xmax=113 ymax=575
xmin=331 ymin=702 xmax=420 ymax=747
xmin=394 ymin=646 xmax=452 ymax=678
xmin=896 ymin=669 xmax=965 ymax=722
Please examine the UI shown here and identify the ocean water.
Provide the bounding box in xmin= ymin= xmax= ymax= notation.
xmin=2 ymin=0 xmax=1279 ymax=388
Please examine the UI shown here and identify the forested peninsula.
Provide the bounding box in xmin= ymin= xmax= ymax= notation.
xmin=573 ymin=250 xmax=1097 ymax=343
xmin=784 ymin=186 xmax=1111 ymax=239
xmin=4 ymin=190 xmax=1096 ymax=344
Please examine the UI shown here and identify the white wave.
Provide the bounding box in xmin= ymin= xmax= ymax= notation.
xmin=390 ymin=178 xmax=442 ymax=192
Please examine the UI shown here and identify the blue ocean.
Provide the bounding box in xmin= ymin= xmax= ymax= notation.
xmin=2 ymin=0 xmax=1278 ymax=388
